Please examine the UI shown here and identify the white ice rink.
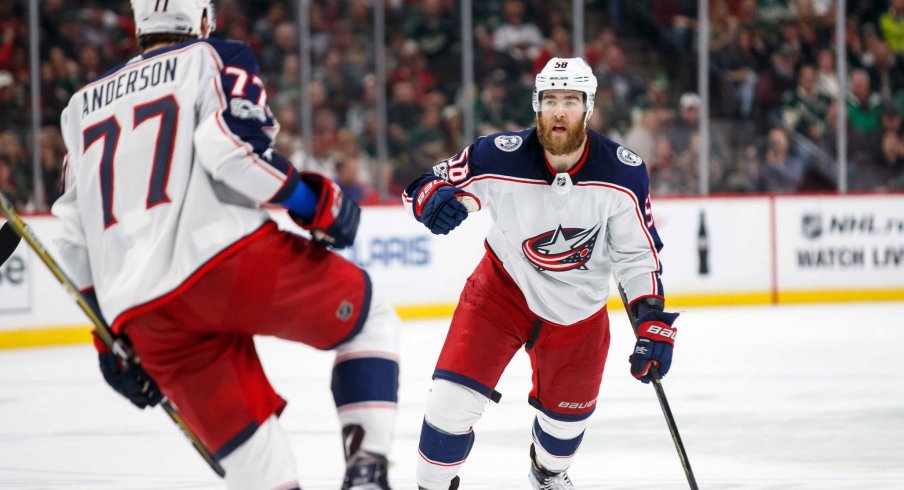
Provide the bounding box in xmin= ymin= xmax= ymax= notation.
xmin=2 ymin=302 xmax=904 ymax=489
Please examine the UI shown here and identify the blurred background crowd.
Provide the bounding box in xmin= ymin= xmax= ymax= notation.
xmin=1 ymin=0 xmax=903 ymax=211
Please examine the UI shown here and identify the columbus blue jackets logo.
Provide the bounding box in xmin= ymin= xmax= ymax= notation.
xmin=522 ymin=224 xmax=601 ymax=271
xmin=616 ymin=146 xmax=643 ymax=166
xmin=495 ymin=135 xmax=523 ymax=152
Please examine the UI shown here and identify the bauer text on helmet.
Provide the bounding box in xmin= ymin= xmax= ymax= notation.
xmin=532 ymin=57 xmax=597 ymax=114
xmin=131 ymin=0 xmax=216 ymax=37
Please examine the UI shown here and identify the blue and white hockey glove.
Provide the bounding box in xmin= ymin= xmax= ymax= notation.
xmin=413 ymin=179 xmax=477 ymax=235
xmin=629 ymin=302 xmax=679 ymax=383
xmin=290 ymin=172 xmax=361 ymax=249
xmin=94 ymin=333 xmax=163 ymax=409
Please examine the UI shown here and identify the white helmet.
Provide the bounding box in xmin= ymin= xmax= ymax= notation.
xmin=131 ymin=0 xmax=216 ymax=37
xmin=532 ymin=57 xmax=597 ymax=114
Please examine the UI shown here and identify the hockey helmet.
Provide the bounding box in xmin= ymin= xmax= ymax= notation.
xmin=131 ymin=0 xmax=216 ymax=38
xmin=532 ymin=57 xmax=597 ymax=114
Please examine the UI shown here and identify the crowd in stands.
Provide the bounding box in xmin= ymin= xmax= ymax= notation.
xmin=1 ymin=0 xmax=903 ymax=211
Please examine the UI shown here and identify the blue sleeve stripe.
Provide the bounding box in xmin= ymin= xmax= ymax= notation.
xmin=418 ymin=419 xmax=475 ymax=466
xmin=331 ymin=357 xmax=399 ymax=407
xmin=532 ymin=417 xmax=585 ymax=458
xmin=277 ymin=175 xmax=315 ymax=215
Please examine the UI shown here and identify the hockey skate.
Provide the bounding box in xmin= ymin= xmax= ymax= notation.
xmin=341 ymin=425 xmax=390 ymax=490
xmin=528 ymin=444 xmax=576 ymax=490
xmin=417 ymin=476 xmax=460 ymax=490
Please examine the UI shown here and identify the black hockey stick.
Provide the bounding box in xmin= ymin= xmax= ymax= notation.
xmin=618 ymin=283 xmax=698 ymax=490
xmin=0 ymin=221 xmax=23 ymax=266
xmin=0 ymin=190 xmax=225 ymax=478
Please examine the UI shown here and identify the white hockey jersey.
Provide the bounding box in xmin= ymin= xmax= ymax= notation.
xmin=52 ymin=38 xmax=301 ymax=331
xmin=403 ymin=128 xmax=664 ymax=326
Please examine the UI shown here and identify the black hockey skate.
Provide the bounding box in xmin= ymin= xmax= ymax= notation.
xmin=341 ymin=424 xmax=391 ymax=490
xmin=417 ymin=476 xmax=460 ymax=490
xmin=528 ymin=444 xmax=576 ymax=490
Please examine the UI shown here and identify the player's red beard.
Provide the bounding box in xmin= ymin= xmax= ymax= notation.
xmin=536 ymin=113 xmax=587 ymax=156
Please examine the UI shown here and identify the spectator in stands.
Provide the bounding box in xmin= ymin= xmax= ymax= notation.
xmin=253 ymin=2 xmax=288 ymax=47
xmin=879 ymin=104 xmax=904 ymax=177
xmin=879 ymin=0 xmax=904 ymax=55
xmin=600 ymin=45 xmax=646 ymax=109
xmin=259 ymin=21 xmax=296 ymax=75
xmin=588 ymin=109 xmax=625 ymax=145
xmin=474 ymin=69 xmax=525 ymax=134
xmin=532 ymin=25 xmax=573 ymax=75
xmin=754 ymin=46 xmax=797 ymax=126
xmin=666 ymin=92 xmax=702 ymax=156
xmin=866 ymin=42 xmax=904 ymax=100
xmin=750 ymin=127 xmax=806 ymax=192
xmin=334 ymin=155 xmax=369 ymax=204
xmin=714 ymin=26 xmax=766 ymax=118
xmin=405 ymin=0 xmax=458 ymax=97
xmin=782 ymin=64 xmax=832 ymax=141
xmin=0 ymin=155 xmax=22 ymax=208
xmin=625 ymin=110 xmax=661 ymax=164
xmin=440 ymin=105 xmax=464 ymax=155
xmin=39 ymin=125 xmax=65 ymax=205
xmin=493 ymin=0 xmax=544 ymax=70
xmin=0 ymin=70 xmax=26 ymax=134
xmin=757 ymin=0 xmax=792 ymax=25
xmin=815 ymin=48 xmax=840 ymax=98
xmin=632 ymin=76 xmax=677 ymax=128
xmin=848 ymin=68 xmax=882 ymax=133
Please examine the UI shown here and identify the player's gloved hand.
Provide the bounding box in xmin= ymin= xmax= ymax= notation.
xmin=629 ymin=302 xmax=679 ymax=384
xmin=414 ymin=179 xmax=476 ymax=235
xmin=94 ymin=333 xmax=163 ymax=409
xmin=292 ymin=172 xmax=361 ymax=249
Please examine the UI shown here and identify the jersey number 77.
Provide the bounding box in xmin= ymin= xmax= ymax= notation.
xmin=82 ymin=95 xmax=179 ymax=229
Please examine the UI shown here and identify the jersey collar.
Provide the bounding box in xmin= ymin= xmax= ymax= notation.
xmin=542 ymin=136 xmax=591 ymax=181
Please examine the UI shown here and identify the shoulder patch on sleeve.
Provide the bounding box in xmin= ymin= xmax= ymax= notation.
xmin=616 ymin=146 xmax=643 ymax=166
xmin=494 ymin=134 xmax=523 ymax=152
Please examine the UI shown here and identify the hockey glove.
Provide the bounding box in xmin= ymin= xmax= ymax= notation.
xmin=95 ymin=333 xmax=163 ymax=409
xmin=413 ymin=180 xmax=476 ymax=235
xmin=629 ymin=304 xmax=679 ymax=384
xmin=291 ymin=172 xmax=361 ymax=249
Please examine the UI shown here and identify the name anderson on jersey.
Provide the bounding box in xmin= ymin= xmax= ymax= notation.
xmin=82 ymin=58 xmax=178 ymax=117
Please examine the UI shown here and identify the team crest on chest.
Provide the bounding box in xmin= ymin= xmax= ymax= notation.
xmin=616 ymin=146 xmax=643 ymax=166
xmin=495 ymin=135 xmax=523 ymax=152
xmin=522 ymin=224 xmax=601 ymax=272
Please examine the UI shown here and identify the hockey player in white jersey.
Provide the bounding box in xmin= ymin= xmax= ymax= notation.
xmin=51 ymin=2 xmax=400 ymax=488
xmin=403 ymin=57 xmax=681 ymax=489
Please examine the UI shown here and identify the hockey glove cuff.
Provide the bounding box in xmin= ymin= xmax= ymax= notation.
xmin=95 ymin=332 xmax=163 ymax=409
xmin=629 ymin=309 xmax=679 ymax=383
xmin=414 ymin=180 xmax=476 ymax=235
xmin=290 ymin=172 xmax=361 ymax=249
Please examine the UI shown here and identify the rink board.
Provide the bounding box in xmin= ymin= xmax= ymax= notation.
xmin=1 ymin=193 xmax=903 ymax=347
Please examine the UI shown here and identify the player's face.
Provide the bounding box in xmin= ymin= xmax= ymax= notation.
xmin=536 ymin=90 xmax=587 ymax=156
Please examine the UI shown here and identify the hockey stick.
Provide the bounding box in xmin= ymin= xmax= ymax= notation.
xmin=618 ymin=283 xmax=698 ymax=490
xmin=0 ymin=190 xmax=225 ymax=478
xmin=0 ymin=221 xmax=23 ymax=266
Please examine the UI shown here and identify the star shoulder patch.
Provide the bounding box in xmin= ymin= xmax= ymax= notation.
xmin=616 ymin=146 xmax=643 ymax=166
xmin=495 ymin=135 xmax=523 ymax=152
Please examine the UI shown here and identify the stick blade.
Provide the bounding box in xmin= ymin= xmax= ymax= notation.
xmin=0 ymin=222 xmax=22 ymax=266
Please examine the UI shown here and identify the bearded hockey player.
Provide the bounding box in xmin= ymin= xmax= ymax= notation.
xmin=51 ymin=1 xmax=400 ymax=488
xmin=403 ymin=57 xmax=680 ymax=489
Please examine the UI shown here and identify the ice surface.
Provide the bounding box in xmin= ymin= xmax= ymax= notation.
xmin=1 ymin=302 xmax=903 ymax=489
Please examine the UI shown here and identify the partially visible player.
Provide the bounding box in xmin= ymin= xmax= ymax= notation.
xmin=51 ymin=2 xmax=399 ymax=488
xmin=403 ymin=57 xmax=680 ymax=489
